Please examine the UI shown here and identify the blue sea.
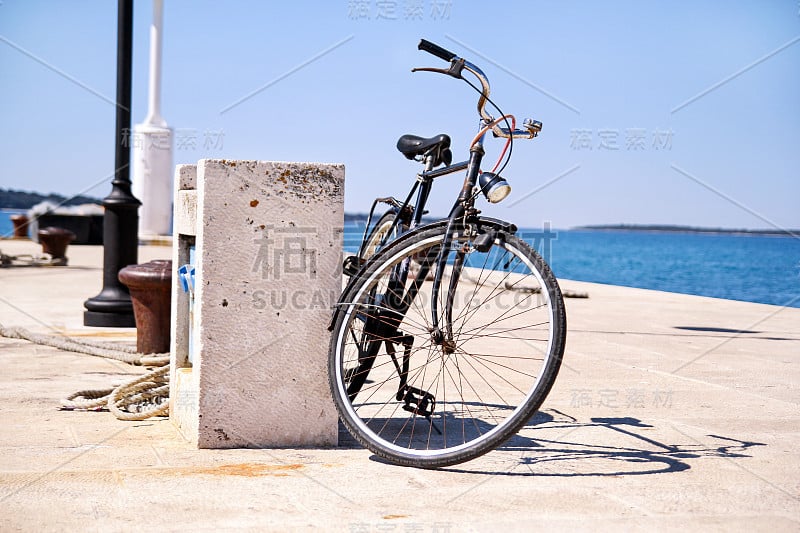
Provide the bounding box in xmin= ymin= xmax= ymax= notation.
xmin=343 ymin=220 xmax=800 ymax=308
xmin=545 ymin=229 xmax=800 ymax=308
xmin=3 ymin=210 xmax=797 ymax=308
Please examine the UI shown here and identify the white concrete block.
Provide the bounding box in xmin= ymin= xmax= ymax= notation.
xmin=175 ymin=190 xmax=197 ymax=237
xmin=171 ymin=159 xmax=344 ymax=448
xmin=176 ymin=163 xmax=197 ymax=190
xmin=170 ymin=164 xmax=197 ymax=441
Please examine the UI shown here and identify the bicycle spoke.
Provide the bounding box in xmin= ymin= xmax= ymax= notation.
xmin=452 ymin=254 xmax=528 ymax=332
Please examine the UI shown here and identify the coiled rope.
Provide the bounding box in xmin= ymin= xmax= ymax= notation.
xmin=0 ymin=322 xmax=170 ymax=421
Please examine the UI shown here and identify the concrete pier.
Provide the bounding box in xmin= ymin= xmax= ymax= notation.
xmin=0 ymin=238 xmax=797 ymax=530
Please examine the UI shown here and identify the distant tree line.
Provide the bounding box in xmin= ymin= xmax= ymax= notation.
xmin=343 ymin=213 xmax=369 ymax=222
xmin=577 ymin=224 xmax=798 ymax=237
xmin=0 ymin=188 xmax=101 ymax=209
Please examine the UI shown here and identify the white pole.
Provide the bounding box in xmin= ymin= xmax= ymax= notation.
xmin=132 ymin=0 xmax=173 ymax=237
xmin=144 ymin=0 xmax=166 ymax=128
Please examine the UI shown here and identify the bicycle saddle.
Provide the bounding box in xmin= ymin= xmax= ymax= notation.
xmin=396 ymin=133 xmax=451 ymax=163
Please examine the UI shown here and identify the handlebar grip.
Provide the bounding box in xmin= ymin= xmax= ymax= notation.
xmin=418 ymin=39 xmax=457 ymax=62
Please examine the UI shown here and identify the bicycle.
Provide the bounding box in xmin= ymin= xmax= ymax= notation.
xmin=328 ymin=39 xmax=567 ymax=468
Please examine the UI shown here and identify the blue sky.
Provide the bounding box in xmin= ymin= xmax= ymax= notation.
xmin=1 ymin=1 xmax=798 ymax=230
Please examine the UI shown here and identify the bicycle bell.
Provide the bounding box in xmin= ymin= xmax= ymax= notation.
xmin=478 ymin=172 xmax=511 ymax=203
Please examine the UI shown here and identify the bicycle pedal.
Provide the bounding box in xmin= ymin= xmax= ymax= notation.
xmin=399 ymin=385 xmax=436 ymax=418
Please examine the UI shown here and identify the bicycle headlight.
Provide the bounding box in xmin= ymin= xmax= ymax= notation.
xmin=478 ymin=172 xmax=511 ymax=204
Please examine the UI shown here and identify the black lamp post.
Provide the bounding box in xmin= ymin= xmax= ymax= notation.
xmin=84 ymin=0 xmax=141 ymax=327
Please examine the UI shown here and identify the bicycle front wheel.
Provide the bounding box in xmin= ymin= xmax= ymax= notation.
xmin=329 ymin=223 xmax=566 ymax=468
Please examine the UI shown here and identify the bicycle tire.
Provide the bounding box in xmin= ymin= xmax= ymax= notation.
xmin=339 ymin=211 xmax=399 ymax=398
xmin=360 ymin=211 xmax=397 ymax=261
xmin=329 ymin=222 xmax=566 ymax=468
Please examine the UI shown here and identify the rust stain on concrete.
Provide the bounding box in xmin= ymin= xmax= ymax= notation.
xmin=189 ymin=463 xmax=304 ymax=477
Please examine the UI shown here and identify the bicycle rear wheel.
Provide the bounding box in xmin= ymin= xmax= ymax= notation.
xmin=360 ymin=211 xmax=397 ymax=260
xmin=329 ymin=222 xmax=566 ymax=468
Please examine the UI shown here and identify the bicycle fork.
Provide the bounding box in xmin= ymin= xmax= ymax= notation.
xmin=428 ymin=137 xmax=485 ymax=351
xmin=429 ymin=242 xmax=466 ymax=354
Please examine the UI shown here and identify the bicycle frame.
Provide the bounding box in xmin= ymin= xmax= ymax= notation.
xmin=356 ymin=130 xmax=492 ymax=354
xmin=357 ymin=156 xmax=468 ymax=251
xmin=346 ymin=39 xmax=544 ymax=373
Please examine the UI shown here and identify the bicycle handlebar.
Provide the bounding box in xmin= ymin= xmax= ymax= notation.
xmin=416 ymin=39 xmax=540 ymax=140
xmin=418 ymin=39 xmax=457 ymax=62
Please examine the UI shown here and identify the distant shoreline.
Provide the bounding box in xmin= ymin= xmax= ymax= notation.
xmin=3 ymin=195 xmax=796 ymax=238
xmin=0 ymin=188 xmax=101 ymax=210
xmin=345 ymin=215 xmax=797 ymax=237
xmin=573 ymin=224 xmax=799 ymax=237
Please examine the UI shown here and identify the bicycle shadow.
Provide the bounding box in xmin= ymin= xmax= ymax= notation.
xmin=439 ymin=410 xmax=765 ymax=476
xmin=341 ymin=407 xmax=765 ymax=476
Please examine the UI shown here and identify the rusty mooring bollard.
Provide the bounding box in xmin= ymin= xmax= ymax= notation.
xmin=38 ymin=227 xmax=76 ymax=263
xmin=9 ymin=214 xmax=29 ymax=238
xmin=118 ymin=260 xmax=172 ymax=354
